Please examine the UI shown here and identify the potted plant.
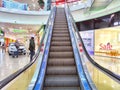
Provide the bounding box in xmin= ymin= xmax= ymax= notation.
xmin=38 ymin=0 xmax=44 ymax=9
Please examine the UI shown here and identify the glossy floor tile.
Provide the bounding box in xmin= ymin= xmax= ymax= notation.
xmin=0 ymin=48 xmax=30 ymax=81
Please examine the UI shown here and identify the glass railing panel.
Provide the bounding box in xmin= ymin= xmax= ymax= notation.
xmin=91 ymin=55 xmax=120 ymax=76
xmin=81 ymin=54 xmax=120 ymax=90
xmin=1 ymin=56 xmax=39 ymax=90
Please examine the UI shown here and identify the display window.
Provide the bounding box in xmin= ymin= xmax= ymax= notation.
xmin=95 ymin=26 xmax=120 ymax=57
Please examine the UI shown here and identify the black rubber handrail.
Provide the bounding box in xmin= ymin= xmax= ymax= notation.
xmin=67 ymin=5 xmax=120 ymax=84
xmin=0 ymin=7 xmax=55 ymax=89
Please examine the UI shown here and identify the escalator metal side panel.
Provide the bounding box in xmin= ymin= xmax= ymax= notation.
xmin=43 ymin=7 xmax=80 ymax=90
xmin=33 ymin=28 xmax=52 ymax=90
xmin=33 ymin=8 xmax=56 ymax=90
xmin=65 ymin=7 xmax=92 ymax=90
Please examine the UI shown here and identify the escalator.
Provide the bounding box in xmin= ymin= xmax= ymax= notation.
xmin=1 ymin=6 xmax=120 ymax=90
xmin=43 ymin=8 xmax=80 ymax=90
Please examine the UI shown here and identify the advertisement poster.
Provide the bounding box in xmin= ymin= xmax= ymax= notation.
xmin=95 ymin=27 xmax=120 ymax=56
xmin=80 ymin=30 xmax=94 ymax=55
xmin=2 ymin=0 xmax=28 ymax=10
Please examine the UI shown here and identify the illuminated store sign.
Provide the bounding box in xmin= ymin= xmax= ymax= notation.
xmin=54 ymin=0 xmax=80 ymax=5
xmin=99 ymin=43 xmax=112 ymax=50
xmin=95 ymin=27 xmax=120 ymax=57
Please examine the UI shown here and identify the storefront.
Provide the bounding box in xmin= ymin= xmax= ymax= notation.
xmin=95 ymin=26 xmax=120 ymax=57
xmin=37 ymin=25 xmax=44 ymax=46
xmin=80 ymin=30 xmax=94 ymax=55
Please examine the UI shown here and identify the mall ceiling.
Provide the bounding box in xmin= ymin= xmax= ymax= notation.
xmin=0 ymin=0 xmax=114 ymax=38
xmin=13 ymin=0 xmax=58 ymax=10
xmin=90 ymin=0 xmax=113 ymax=11
xmin=0 ymin=0 xmax=113 ymax=11
xmin=14 ymin=0 xmax=40 ymax=11
xmin=13 ymin=0 xmax=113 ymax=11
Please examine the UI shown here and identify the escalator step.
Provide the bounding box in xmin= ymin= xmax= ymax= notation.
xmin=48 ymin=58 xmax=75 ymax=66
xmin=56 ymin=13 xmax=65 ymax=14
xmin=54 ymin=21 xmax=67 ymax=23
xmin=56 ymin=15 xmax=65 ymax=16
xmin=54 ymin=26 xmax=67 ymax=28
xmin=49 ymin=52 xmax=74 ymax=58
xmin=51 ymin=41 xmax=71 ymax=46
xmin=44 ymin=87 xmax=80 ymax=90
xmin=52 ymin=33 xmax=69 ymax=37
xmin=52 ymin=37 xmax=70 ymax=41
xmin=46 ymin=66 xmax=77 ymax=75
xmin=44 ymin=75 xmax=79 ymax=87
xmin=50 ymin=46 xmax=72 ymax=52
xmin=53 ymin=29 xmax=68 ymax=32
xmin=56 ymin=15 xmax=66 ymax=17
xmin=53 ymin=27 xmax=68 ymax=30
xmin=53 ymin=30 xmax=68 ymax=33
xmin=55 ymin=21 xmax=67 ymax=22
xmin=55 ymin=17 xmax=66 ymax=19
xmin=54 ymin=22 xmax=67 ymax=24
xmin=55 ymin=18 xmax=66 ymax=20
xmin=55 ymin=21 xmax=66 ymax=22
xmin=56 ymin=15 xmax=66 ymax=19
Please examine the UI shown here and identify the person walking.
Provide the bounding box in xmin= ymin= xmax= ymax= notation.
xmin=29 ymin=36 xmax=35 ymax=62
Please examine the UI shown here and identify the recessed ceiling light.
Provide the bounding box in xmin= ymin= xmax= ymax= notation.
xmin=1 ymin=27 xmax=4 ymax=29
xmin=33 ymin=4 xmax=36 ymax=7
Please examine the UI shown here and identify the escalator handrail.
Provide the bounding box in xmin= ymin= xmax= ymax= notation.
xmin=29 ymin=6 xmax=56 ymax=90
xmin=0 ymin=39 xmax=39 ymax=89
xmin=0 ymin=7 xmax=56 ymax=89
xmin=66 ymin=5 xmax=120 ymax=84
xmin=33 ymin=7 xmax=56 ymax=90
xmin=65 ymin=5 xmax=92 ymax=90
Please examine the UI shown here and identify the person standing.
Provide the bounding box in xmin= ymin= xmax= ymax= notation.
xmin=15 ymin=40 xmax=20 ymax=57
xmin=29 ymin=37 xmax=35 ymax=62
xmin=108 ymin=14 xmax=115 ymax=27
xmin=0 ymin=38 xmax=4 ymax=53
xmin=2 ymin=43 xmax=6 ymax=53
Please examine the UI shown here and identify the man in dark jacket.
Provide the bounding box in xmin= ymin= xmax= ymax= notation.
xmin=29 ymin=37 xmax=35 ymax=62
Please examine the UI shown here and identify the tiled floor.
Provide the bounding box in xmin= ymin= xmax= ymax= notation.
xmin=0 ymin=48 xmax=30 ymax=81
